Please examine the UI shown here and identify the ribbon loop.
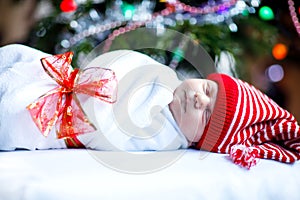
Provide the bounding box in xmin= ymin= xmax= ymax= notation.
xmin=27 ymin=52 xmax=117 ymax=139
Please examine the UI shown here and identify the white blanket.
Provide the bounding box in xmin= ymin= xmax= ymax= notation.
xmin=0 ymin=44 xmax=188 ymax=151
xmin=0 ymin=44 xmax=67 ymax=150
xmin=0 ymin=149 xmax=299 ymax=200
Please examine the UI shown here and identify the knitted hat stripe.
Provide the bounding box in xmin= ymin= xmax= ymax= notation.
xmin=288 ymin=120 xmax=300 ymax=138
xmin=240 ymin=125 xmax=257 ymax=144
xmin=286 ymin=145 xmax=300 ymax=161
xmin=236 ymin=82 xmax=251 ymax=129
xmin=251 ymin=83 xmax=285 ymax=123
xmin=255 ymin=120 xmax=300 ymax=162
xmin=249 ymin=123 xmax=268 ymax=144
xmin=221 ymin=78 xmax=258 ymax=152
xmin=266 ymin=143 xmax=283 ymax=160
xmin=256 ymin=120 xmax=288 ymax=143
xmin=220 ymin=89 xmax=247 ymax=152
xmin=252 ymin=82 xmax=289 ymax=122
xmin=258 ymin=144 xmax=268 ymax=158
xmin=259 ymin=143 xmax=287 ymax=162
xmin=286 ymin=120 xmax=300 ymax=138
xmin=271 ymin=142 xmax=299 ymax=162
xmin=249 ymin=82 xmax=275 ymax=122
xmin=284 ymin=150 xmax=300 ymax=162
xmin=253 ymin=123 xmax=265 ymax=142
xmin=276 ymin=119 xmax=291 ymax=141
xmin=292 ymin=124 xmax=300 ymax=141
xmin=280 ymin=119 xmax=295 ymax=140
xmin=228 ymin=79 xmax=296 ymax=153
xmin=245 ymin=86 xmax=268 ymax=133
xmin=275 ymin=120 xmax=286 ymax=140
xmin=245 ymin=136 xmax=254 ymax=146
xmin=266 ymin=97 xmax=286 ymax=121
xmin=256 ymin=83 xmax=291 ymax=119
xmin=287 ymin=139 xmax=300 ymax=149
xmin=243 ymin=81 xmax=268 ymax=124
xmin=217 ymin=78 xmax=243 ymax=152
xmin=264 ymin=142 xmax=296 ymax=162
xmin=254 ymin=125 xmax=267 ymax=144
xmin=279 ymin=144 xmax=299 ymax=162
xmin=284 ymin=125 xmax=300 ymax=145
xmin=238 ymin=80 xmax=263 ymax=129
xmin=239 ymin=80 xmax=271 ymax=130
xmin=282 ymin=120 xmax=294 ymax=139
xmin=232 ymin=88 xmax=260 ymax=146
xmin=269 ymin=119 xmax=293 ymax=141
xmin=266 ymin=96 xmax=284 ymax=119
xmin=264 ymin=121 xmax=278 ymax=141
xmin=257 ymin=91 xmax=272 ymax=122
xmin=244 ymin=83 xmax=258 ymax=126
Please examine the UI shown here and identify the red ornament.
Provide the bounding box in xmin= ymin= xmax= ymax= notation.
xmin=60 ymin=0 xmax=77 ymax=12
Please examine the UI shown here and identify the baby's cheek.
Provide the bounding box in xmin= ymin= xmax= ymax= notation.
xmin=183 ymin=112 xmax=203 ymax=142
xmin=169 ymin=100 xmax=181 ymax=123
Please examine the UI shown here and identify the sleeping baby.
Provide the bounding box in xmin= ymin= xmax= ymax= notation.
xmin=1 ymin=44 xmax=300 ymax=169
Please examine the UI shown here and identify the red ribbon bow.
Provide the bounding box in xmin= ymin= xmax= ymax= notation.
xmin=27 ymin=52 xmax=117 ymax=139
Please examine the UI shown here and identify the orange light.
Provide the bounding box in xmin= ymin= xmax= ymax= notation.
xmin=272 ymin=43 xmax=288 ymax=60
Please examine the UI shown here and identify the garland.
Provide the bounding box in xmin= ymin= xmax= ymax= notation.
xmin=288 ymin=0 xmax=300 ymax=37
xmin=103 ymin=0 xmax=241 ymax=52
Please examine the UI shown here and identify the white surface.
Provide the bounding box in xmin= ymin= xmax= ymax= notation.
xmin=0 ymin=149 xmax=300 ymax=200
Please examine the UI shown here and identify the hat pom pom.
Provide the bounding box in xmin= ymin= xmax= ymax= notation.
xmin=230 ymin=145 xmax=259 ymax=169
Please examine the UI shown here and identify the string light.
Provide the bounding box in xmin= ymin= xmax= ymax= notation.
xmin=288 ymin=0 xmax=300 ymax=37
xmin=103 ymin=0 xmax=254 ymax=52
xmin=170 ymin=0 xmax=238 ymax=14
xmin=68 ymin=21 xmax=125 ymax=47
xmin=56 ymin=0 xmax=261 ymax=59
xmin=103 ymin=4 xmax=176 ymax=52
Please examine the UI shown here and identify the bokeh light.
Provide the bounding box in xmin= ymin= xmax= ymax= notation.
xmin=258 ymin=6 xmax=274 ymax=20
xmin=266 ymin=64 xmax=284 ymax=82
xmin=272 ymin=43 xmax=288 ymax=60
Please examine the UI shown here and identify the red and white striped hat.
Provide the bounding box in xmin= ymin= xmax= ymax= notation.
xmin=196 ymin=73 xmax=300 ymax=169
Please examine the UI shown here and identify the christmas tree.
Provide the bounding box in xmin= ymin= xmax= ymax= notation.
xmin=27 ymin=0 xmax=297 ymax=81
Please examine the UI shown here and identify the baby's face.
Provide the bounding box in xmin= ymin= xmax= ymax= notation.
xmin=169 ymin=78 xmax=218 ymax=145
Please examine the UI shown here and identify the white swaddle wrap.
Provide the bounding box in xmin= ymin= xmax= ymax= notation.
xmin=0 ymin=44 xmax=67 ymax=150
xmin=0 ymin=44 xmax=188 ymax=151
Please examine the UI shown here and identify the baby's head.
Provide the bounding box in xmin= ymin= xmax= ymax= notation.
xmin=169 ymin=73 xmax=237 ymax=149
xmin=169 ymin=77 xmax=218 ymax=145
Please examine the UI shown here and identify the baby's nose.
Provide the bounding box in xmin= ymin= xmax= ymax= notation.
xmin=194 ymin=92 xmax=210 ymax=109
